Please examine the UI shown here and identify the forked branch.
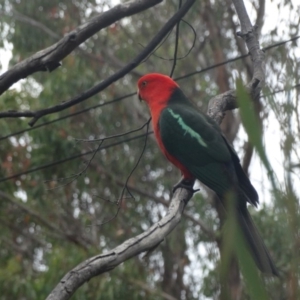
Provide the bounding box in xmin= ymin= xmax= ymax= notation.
xmin=207 ymin=0 xmax=265 ymax=123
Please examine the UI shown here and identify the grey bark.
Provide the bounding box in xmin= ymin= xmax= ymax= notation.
xmin=46 ymin=187 xmax=194 ymax=300
xmin=0 ymin=0 xmax=163 ymax=95
xmin=0 ymin=0 xmax=196 ymax=127
xmin=208 ymin=0 xmax=265 ymax=123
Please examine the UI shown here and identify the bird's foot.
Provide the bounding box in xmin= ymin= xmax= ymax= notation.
xmin=172 ymin=178 xmax=199 ymax=194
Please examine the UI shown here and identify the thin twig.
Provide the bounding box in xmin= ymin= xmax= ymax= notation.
xmin=149 ymin=19 xmax=196 ymax=62
xmin=100 ymin=168 xmax=216 ymax=240
xmin=44 ymin=119 xmax=152 ymax=191
xmin=97 ymin=118 xmax=152 ymax=225
xmin=170 ymin=0 xmax=182 ymax=78
xmin=0 ymin=131 xmax=153 ymax=183
xmin=0 ymin=93 xmax=135 ymax=141
xmin=0 ymin=36 xmax=298 ymax=123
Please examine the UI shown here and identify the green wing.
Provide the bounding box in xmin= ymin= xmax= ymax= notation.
xmin=159 ymin=103 xmax=235 ymax=196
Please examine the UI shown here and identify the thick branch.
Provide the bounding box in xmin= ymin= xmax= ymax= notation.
xmin=207 ymin=0 xmax=265 ymax=124
xmin=226 ymin=0 xmax=253 ymax=78
xmin=0 ymin=0 xmax=162 ymax=95
xmin=46 ymin=188 xmax=194 ymax=300
xmin=1 ymin=10 xmax=143 ymax=78
xmin=255 ymin=0 xmax=265 ymax=37
xmin=0 ymin=0 xmax=195 ymax=127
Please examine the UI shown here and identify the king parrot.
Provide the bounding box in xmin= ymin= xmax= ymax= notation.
xmin=137 ymin=73 xmax=278 ymax=276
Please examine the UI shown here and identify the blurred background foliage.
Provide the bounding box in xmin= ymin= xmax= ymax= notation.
xmin=0 ymin=0 xmax=299 ymax=299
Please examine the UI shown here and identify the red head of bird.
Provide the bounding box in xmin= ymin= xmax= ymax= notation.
xmin=137 ymin=73 xmax=179 ymax=110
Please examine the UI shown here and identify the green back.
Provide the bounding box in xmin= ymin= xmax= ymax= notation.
xmin=159 ymin=88 xmax=258 ymax=204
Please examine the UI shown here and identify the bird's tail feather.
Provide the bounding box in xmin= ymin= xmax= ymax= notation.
xmin=236 ymin=208 xmax=278 ymax=276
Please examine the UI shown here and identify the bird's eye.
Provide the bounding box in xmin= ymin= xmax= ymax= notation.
xmin=142 ymin=81 xmax=147 ymax=87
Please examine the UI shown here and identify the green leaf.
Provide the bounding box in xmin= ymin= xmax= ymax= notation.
xmin=236 ymin=79 xmax=277 ymax=191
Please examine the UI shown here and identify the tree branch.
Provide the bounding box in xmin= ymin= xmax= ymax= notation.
xmin=0 ymin=0 xmax=196 ymax=127
xmin=43 ymin=0 xmax=263 ymax=298
xmin=46 ymin=187 xmax=194 ymax=300
xmin=5 ymin=9 xmax=60 ymax=39
xmin=207 ymin=0 xmax=265 ymax=124
xmin=226 ymin=0 xmax=253 ymax=79
xmin=1 ymin=9 xmax=143 ymax=78
xmin=0 ymin=0 xmax=162 ymax=96
xmin=254 ymin=0 xmax=265 ymax=37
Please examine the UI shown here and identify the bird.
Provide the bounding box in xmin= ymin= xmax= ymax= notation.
xmin=137 ymin=73 xmax=278 ymax=276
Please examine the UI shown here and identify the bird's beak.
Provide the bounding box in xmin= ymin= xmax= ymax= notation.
xmin=137 ymin=89 xmax=142 ymax=101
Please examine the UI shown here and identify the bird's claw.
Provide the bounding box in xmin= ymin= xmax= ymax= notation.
xmin=172 ymin=178 xmax=199 ymax=194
